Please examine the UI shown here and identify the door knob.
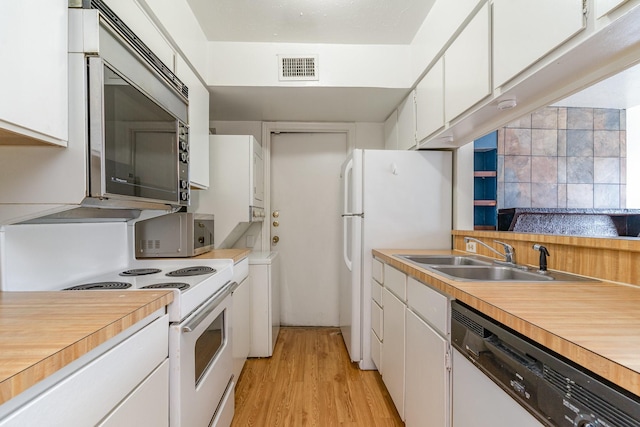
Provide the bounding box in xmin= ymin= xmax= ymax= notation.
xmin=273 ymin=220 xmax=279 ymax=227
xmin=272 ymin=236 xmax=280 ymax=245
xmin=272 ymin=210 xmax=279 ymax=218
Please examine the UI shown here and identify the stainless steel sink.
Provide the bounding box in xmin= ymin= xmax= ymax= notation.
xmin=428 ymin=265 xmax=595 ymax=282
xmin=397 ymin=255 xmax=492 ymax=267
xmin=430 ymin=265 xmax=553 ymax=281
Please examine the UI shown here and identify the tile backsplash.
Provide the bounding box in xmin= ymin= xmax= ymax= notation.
xmin=497 ymin=106 xmax=627 ymax=209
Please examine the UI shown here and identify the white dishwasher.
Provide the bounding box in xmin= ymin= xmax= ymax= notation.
xmin=451 ymin=301 xmax=640 ymax=427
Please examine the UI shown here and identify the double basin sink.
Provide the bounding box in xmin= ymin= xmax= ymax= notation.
xmin=397 ymin=254 xmax=592 ymax=282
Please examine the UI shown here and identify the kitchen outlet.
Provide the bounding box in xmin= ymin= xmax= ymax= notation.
xmin=466 ymin=241 xmax=477 ymax=253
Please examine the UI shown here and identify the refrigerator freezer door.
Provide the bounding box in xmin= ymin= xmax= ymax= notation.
xmin=339 ymin=150 xmax=363 ymax=363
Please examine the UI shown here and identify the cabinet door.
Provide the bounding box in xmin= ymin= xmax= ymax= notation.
xmin=382 ymin=288 xmax=405 ymax=420
xmin=253 ymin=141 xmax=265 ymax=206
xmin=493 ymin=0 xmax=584 ymax=88
xmin=416 ymin=58 xmax=444 ymax=142
xmin=0 ymin=0 xmax=67 ymax=145
xmin=176 ymin=56 xmax=210 ymax=189
xmin=596 ymin=0 xmax=628 ymax=17
xmin=444 ymin=3 xmax=491 ymax=122
xmin=103 ymin=0 xmax=175 ymax=70
xmin=232 ymin=276 xmax=251 ymax=381
xmin=397 ymin=91 xmax=417 ymax=150
xmin=405 ymin=310 xmax=450 ymax=427
xmin=98 ymin=361 xmax=169 ymax=427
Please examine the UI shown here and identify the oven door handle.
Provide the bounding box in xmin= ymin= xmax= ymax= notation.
xmin=182 ymin=281 xmax=234 ymax=333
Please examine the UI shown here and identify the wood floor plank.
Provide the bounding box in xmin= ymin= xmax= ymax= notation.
xmin=231 ymin=327 xmax=404 ymax=427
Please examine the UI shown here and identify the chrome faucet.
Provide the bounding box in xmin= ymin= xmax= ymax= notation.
xmin=463 ymin=237 xmax=516 ymax=265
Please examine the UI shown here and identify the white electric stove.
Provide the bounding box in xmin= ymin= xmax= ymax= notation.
xmin=59 ymin=258 xmax=234 ymax=322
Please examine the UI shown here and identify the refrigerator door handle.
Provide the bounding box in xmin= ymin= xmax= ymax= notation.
xmin=342 ymin=157 xmax=354 ymax=271
xmin=343 ymin=216 xmax=352 ymax=271
xmin=342 ymin=158 xmax=353 ymax=213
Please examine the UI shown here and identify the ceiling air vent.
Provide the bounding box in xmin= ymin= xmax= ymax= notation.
xmin=278 ymin=54 xmax=319 ymax=81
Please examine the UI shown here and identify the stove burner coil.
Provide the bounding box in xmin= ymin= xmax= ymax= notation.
xmin=140 ymin=282 xmax=190 ymax=291
xmin=166 ymin=266 xmax=216 ymax=277
xmin=63 ymin=282 xmax=132 ymax=290
xmin=119 ymin=268 xmax=162 ymax=276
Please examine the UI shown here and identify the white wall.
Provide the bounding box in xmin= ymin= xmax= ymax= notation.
xmin=0 ymin=223 xmax=129 ymax=291
xmin=453 ymin=142 xmax=475 ymax=230
xmin=355 ymin=122 xmax=385 ymax=150
xmin=627 ymin=106 xmax=640 ymax=208
xmin=210 ymin=121 xmax=263 ymax=144
xmin=207 ymin=42 xmax=411 ymax=88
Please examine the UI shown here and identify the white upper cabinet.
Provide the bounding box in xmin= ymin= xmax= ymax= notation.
xmin=416 ymin=57 xmax=444 ymax=142
xmin=397 ymin=91 xmax=417 ymax=150
xmin=384 ymin=110 xmax=399 ymax=150
xmin=444 ymin=3 xmax=491 ymax=122
xmin=595 ymin=0 xmax=629 ymax=17
xmin=103 ymin=0 xmax=175 ymax=70
xmin=493 ymin=0 xmax=585 ymax=89
xmin=176 ymin=57 xmax=210 ymax=189
xmin=0 ymin=0 xmax=68 ymax=146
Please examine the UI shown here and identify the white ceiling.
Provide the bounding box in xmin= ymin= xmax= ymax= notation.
xmin=186 ymin=0 xmax=434 ymax=122
xmin=186 ymin=0 xmax=434 ymax=44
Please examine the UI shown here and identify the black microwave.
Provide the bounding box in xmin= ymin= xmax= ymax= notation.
xmin=84 ymin=1 xmax=190 ymax=209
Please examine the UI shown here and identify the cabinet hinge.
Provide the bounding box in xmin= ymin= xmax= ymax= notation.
xmin=583 ymin=0 xmax=588 ymax=16
xmin=445 ymin=347 xmax=452 ymax=372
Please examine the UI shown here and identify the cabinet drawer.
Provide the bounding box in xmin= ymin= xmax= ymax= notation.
xmin=371 ymin=278 xmax=383 ymax=307
xmin=384 ymin=264 xmax=406 ymax=301
xmin=370 ymin=329 xmax=382 ymax=371
xmin=372 ymin=258 xmax=384 ymax=284
xmin=407 ymin=276 xmax=449 ymax=336
xmin=371 ymin=299 xmax=383 ymax=340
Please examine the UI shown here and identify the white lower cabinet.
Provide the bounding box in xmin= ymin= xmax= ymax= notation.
xmin=0 ymin=313 xmax=168 ymax=427
xmin=382 ymin=287 xmax=406 ymax=420
xmin=374 ymin=258 xmax=452 ymax=426
xmin=249 ymin=252 xmax=280 ymax=357
xmin=405 ymin=309 xmax=450 ymax=427
xmin=98 ymin=360 xmax=169 ymax=427
xmin=232 ymin=274 xmax=251 ymax=381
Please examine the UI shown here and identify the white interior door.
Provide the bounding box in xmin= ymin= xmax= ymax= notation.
xmin=270 ymin=132 xmax=348 ymax=326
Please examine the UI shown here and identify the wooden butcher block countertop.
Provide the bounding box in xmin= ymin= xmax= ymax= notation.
xmin=194 ymin=248 xmax=250 ymax=263
xmin=373 ymin=248 xmax=640 ymax=398
xmin=0 ymin=290 xmax=173 ymax=405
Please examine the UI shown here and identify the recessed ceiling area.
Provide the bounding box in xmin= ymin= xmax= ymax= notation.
xmin=186 ymin=0 xmax=434 ymax=44
xmin=186 ymin=0 xmax=434 ymax=122
xmin=209 ymin=86 xmax=410 ymax=122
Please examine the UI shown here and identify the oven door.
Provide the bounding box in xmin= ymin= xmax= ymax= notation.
xmin=170 ymin=283 xmax=234 ymax=427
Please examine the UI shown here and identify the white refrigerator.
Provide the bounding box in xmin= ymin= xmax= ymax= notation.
xmin=340 ymin=149 xmax=453 ymax=370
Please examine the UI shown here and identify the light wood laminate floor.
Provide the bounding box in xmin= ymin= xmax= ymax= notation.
xmin=232 ymin=327 xmax=404 ymax=426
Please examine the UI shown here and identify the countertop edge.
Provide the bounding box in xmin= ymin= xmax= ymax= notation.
xmin=0 ymin=290 xmax=174 ymax=406
xmin=372 ymin=248 xmax=640 ymax=397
